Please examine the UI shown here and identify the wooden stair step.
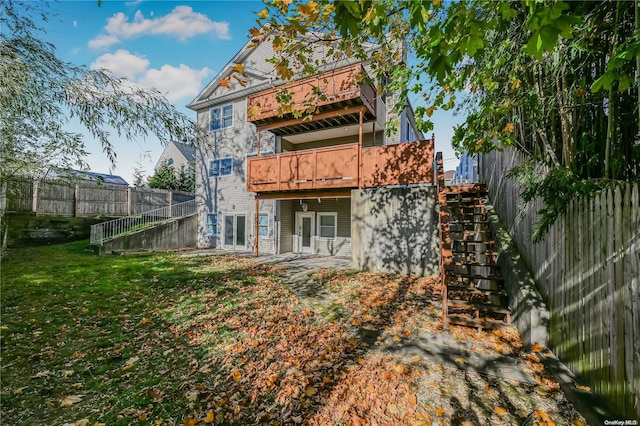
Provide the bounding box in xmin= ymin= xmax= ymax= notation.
xmin=446 ymin=285 xmax=507 ymax=297
xmin=445 ymin=261 xmax=500 ymax=269
xmin=451 ymin=249 xmax=498 ymax=255
xmin=446 ymin=272 xmax=505 ymax=281
xmin=446 ymin=220 xmax=488 ymax=225
xmin=447 ymin=315 xmax=510 ymax=330
xmin=447 ymin=299 xmax=511 ymax=314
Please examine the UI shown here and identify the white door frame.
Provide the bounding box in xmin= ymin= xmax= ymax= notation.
xmin=294 ymin=211 xmax=315 ymax=254
xmin=222 ymin=213 xmax=247 ymax=251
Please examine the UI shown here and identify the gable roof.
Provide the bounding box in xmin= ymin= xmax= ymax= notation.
xmin=155 ymin=140 xmax=197 ymax=170
xmin=187 ymin=29 xmax=381 ymax=112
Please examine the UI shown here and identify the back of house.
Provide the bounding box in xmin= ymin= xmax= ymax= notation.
xmin=187 ymin=31 xmax=437 ymax=274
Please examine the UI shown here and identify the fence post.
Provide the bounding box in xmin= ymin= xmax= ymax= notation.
xmin=74 ymin=184 xmax=80 ymax=217
xmin=169 ymin=191 xmax=173 ymax=218
xmin=127 ymin=187 xmax=132 ymax=215
xmin=32 ymin=180 xmax=39 ymax=216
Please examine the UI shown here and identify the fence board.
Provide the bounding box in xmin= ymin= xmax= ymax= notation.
xmin=0 ymin=178 xmax=194 ymax=218
xmin=479 ymin=148 xmax=639 ymax=419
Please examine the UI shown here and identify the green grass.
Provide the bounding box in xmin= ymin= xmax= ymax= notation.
xmin=0 ymin=241 xmax=260 ymax=425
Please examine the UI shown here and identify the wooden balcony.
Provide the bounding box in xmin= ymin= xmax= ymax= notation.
xmin=247 ymin=139 xmax=435 ymax=195
xmin=247 ymin=64 xmax=377 ymax=131
xmin=247 ymin=144 xmax=359 ymax=193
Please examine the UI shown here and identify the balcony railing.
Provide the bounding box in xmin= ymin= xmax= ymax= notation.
xmin=247 ymin=64 xmax=376 ymax=122
xmin=246 ymin=139 xmax=435 ymax=193
xmin=247 ymin=144 xmax=359 ymax=192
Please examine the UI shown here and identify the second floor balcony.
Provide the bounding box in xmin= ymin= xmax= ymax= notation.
xmin=247 ymin=64 xmax=377 ymax=135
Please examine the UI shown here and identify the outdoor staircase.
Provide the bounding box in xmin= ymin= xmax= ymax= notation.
xmin=89 ymin=199 xmax=196 ymax=246
xmin=435 ymin=155 xmax=511 ymax=330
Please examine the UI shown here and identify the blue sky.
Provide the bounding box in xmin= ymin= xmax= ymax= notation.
xmin=41 ymin=0 xmax=462 ymax=184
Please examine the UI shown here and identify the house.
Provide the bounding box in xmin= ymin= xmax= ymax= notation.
xmin=187 ymin=34 xmax=439 ymax=275
xmin=46 ymin=169 xmax=129 ymax=186
xmin=154 ymin=140 xmax=196 ymax=172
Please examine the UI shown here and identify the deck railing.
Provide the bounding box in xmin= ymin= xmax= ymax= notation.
xmin=90 ymin=199 xmax=196 ymax=245
xmin=247 ymin=64 xmax=376 ymax=122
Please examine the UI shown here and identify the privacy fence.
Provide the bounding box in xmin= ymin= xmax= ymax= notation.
xmin=479 ymin=147 xmax=639 ymax=419
xmin=0 ymin=178 xmax=194 ymax=217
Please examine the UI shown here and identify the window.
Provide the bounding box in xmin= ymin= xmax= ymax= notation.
xmin=209 ymin=157 xmax=233 ymax=177
xmin=207 ymin=213 xmax=218 ymax=236
xmin=167 ymin=158 xmax=174 ymax=165
xmin=258 ymin=214 xmax=269 ymax=238
xmin=209 ymin=104 xmax=233 ymax=131
xmin=318 ymin=213 xmax=337 ymax=238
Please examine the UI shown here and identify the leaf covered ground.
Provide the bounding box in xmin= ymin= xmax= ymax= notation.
xmin=1 ymin=242 xmax=587 ymax=425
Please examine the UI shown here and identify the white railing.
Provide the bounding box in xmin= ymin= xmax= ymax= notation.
xmin=90 ymin=199 xmax=196 ymax=245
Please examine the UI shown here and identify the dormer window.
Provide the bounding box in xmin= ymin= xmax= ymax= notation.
xmin=209 ymin=104 xmax=233 ymax=131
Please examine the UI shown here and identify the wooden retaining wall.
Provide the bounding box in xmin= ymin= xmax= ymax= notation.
xmin=479 ymin=147 xmax=639 ymax=419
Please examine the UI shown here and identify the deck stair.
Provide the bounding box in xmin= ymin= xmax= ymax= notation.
xmin=437 ymin=180 xmax=511 ymax=330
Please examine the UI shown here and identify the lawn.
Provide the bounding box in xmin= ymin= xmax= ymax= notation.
xmin=1 ymin=242 xmax=586 ymax=425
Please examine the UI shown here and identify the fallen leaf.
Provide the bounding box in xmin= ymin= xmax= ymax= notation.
xmin=572 ymin=420 xmax=586 ymax=426
xmin=412 ymin=410 xmax=432 ymax=426
xmin=532 ymin=342 xmax=544 ymax=352
xmin=291 ymin=416 xmax=303 ymax=424
xmin=60 ymin=395 xmax=84 ymax=407
xmin=31 ymin=370 xmax=52 ymax=379
xmin=231 ymin=368 xmax=242 ymax=382
xmin=535 ymin=409 xmax=553 ymax=422
xmin=204 ymin=412 xmax=215 ymax=423
xmin=61 ymin=370 xmax=74 ymax=378
xmin=13 ymin=386 xmax=27 ymax=394
xmin=62 ymin=419 xmax=89 ymax=426
xmin=81 ymin=308 xmax=89 ymax=314
xmin=575 ymin=384 xmax=591 ymax=392
xmin=461 ymin=422 xmax=474 ymax=426
xmin=0 ymin=325 xmax=8 ymax=330
xmin=71 ymin=383 xmax=83 ymax=389
xmin=305 ymin=386 xmax=317 ymax=396
xmin=183 ymin=418 xmax=197 ymax=426
xmin=154 ymin=420 xmax=163 ymax=425
xmin=93 ymin=423 xmax=105 ymax=426
xmin=139 ymin=317 xmax=148 ymax=324
xmin=493 ymin=406 xmax=507 ymax=416
xmin=393 ymin=335 xmax=402 ymax=342
xmin=139 ymin=413 xmax=147 ymax=421
xmin=411 ymin=355 xmax=421 ymax=363
xmin=535 ymin=386 xmax=548 ymax=396
xmin=436 ymin=407 xmax=445 ymax=416
xmin=408 ymin=393 xmax=417 ymax=406
xmin=454 ymin=357 xmax=468 ymax=364
xmin=387 ymin=403 xmax=400 ymax=415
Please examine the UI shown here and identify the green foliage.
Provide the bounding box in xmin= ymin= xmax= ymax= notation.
xmin=147 ymin=160 xmax=195 ymax=192
xmin=0 ymin=1 xmax=204 ymax=181
xmin=254 ymin=0 xmax=639 ymax=240
xmin=132 ymin=163 xmax=147 ymax=188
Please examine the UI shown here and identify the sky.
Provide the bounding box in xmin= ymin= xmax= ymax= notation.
xmin=38 ymin=0 xmax=463 ymax=185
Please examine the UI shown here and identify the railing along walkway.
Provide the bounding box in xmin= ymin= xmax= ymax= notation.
xmin=90 ymin=199 xmax=196 ymax=245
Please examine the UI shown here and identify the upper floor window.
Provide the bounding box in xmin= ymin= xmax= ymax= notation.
xmin=209 ymin=104 xmax=233 ymax=131
xmin=167 ymin=158 xmax=174 ymax=165
xmin=210 ymin=157 xmax=233 ymax=177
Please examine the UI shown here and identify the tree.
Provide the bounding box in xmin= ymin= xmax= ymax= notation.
xmin=0 ymin=0 xmax=204 ymax=181
xmin=132 ymin=162 xmax=147 ymax=188
xmin=147 ymin=161 xmax=179 ymax=191
xmin=251 ymin=0 xmax=639 ymax=240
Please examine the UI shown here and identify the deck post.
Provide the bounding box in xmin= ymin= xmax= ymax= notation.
xmin=358 ymin=108 xmax=364 ymax=189
xmin=254 ymin=198 xmax=259 ymax=257
xmin=257 ymin=129 xmax=261 ymax=156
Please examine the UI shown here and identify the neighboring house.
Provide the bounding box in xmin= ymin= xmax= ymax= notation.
xmin=154 ymin=140 xmax=196 ymax=172
xmin=46 ymin=169 xmax=129 ymax=186
xmin=452 ymin=155 xmax=477 ymax=184
xmin=187 ymin=34 xmax=439 ymax=275
xmin=444 ymin=170 xmax=455 ymax=185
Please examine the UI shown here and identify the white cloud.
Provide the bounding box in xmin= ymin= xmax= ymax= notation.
xmin=88 ymin=6 xmax=229 ymax=48
xmin=90 ymin=49 xmax=150 ymax=80
xmin=88 ymin=34 xmax=121 ymax=49
xmin=125 ymin=0 xmax=144 ymax=5
xmin=90 ymin=50 xmax=212 ymax=103
xmin=73 ymin=20 xmax=77 ymax=28
xmin=138 ymin=64 xmax=212 ymax=102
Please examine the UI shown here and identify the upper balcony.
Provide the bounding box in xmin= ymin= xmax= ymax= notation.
xmin=247 ymin=64 xmax=377 ymax=135
xmin=246 ymin=139 xmax=435 ymax=195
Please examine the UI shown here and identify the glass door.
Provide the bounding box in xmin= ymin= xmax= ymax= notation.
xmin=223 ymin=214 xmax=246 ymax=251
xmin=295 ymin=212 xmax=315 ymax=253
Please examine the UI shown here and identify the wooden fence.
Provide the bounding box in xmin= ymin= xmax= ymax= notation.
xmin=479 ymin=147 xmax=639 ymax=419
xmin=0 ymin=178 xmax=194 ymax=217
